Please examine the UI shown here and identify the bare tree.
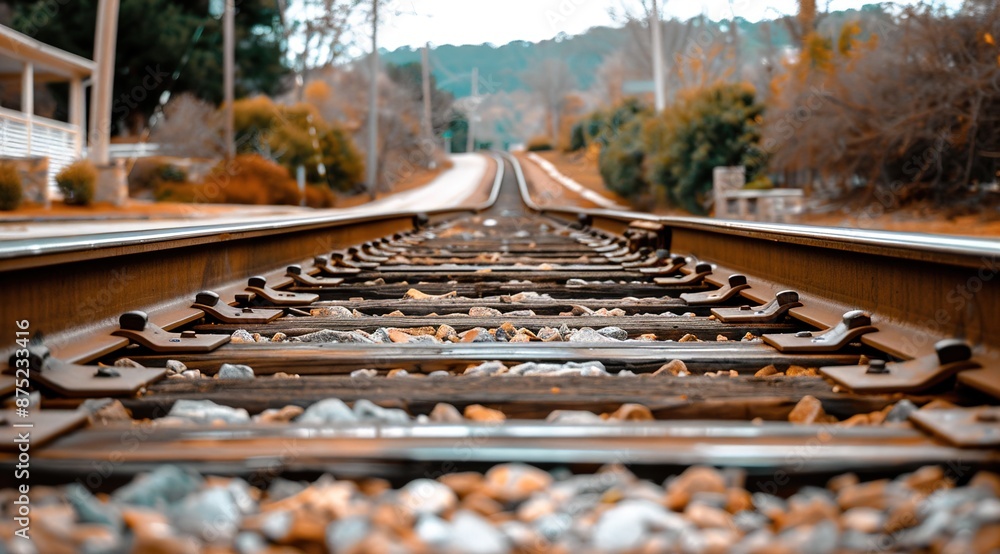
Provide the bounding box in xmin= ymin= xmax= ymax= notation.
xmin=305 ymin=62 xmax=447 ymax=193
xmin=522 ymin=58 xmax=576 ymax=145
xmin=765 ymin=2 xmax=1000 ymax=204
xmin=592 ymin=51 xmax=630 ymax=106
xmin=151 ymin=93 xmax=225 ymax=157
xmin=278 ymin=0 xmax=384 ymax=90
xmin=612 ymin=8 xmax=739 ymax=102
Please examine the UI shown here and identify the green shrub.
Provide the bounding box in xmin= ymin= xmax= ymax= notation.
xmin=57 ymin=161 xmax=97 ymax=205
xmin=644 ymin=83 xmax=767 ymax=214
xmin=598 ymin=118 xmax=648 ymax=197
xmin=745 ymin=175 xmax=774 ymax=190
xmin=589 ymin=99 xmax=647 ymax=149
xmin=317 ymin=126 xmax=364 ymax=192
xmin=0 ymin=163 xmax=22 ymax=210
xmin=526 ymin=136 xmax=553 ymax=152
xmin=568 ymin=123 xmax=587 ymax=152
xmin=157 ymin=164 xmax=188 ymax=183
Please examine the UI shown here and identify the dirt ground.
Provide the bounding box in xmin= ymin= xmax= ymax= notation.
xmin=515 ymin=152 xmax=603 ymax=209
xmin=532 ymin=150 xmax=632 ymax=208
xmin=535 ymin=150 xmax=1000 ymax=238
xmin=0 ymin=199 xmax=292 ymax=221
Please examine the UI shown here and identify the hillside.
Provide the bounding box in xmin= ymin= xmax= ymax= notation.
xmin=381 ymin=5 xmax=887 ymax=98
xmin=382 ymin=26 xmax=628 ymax=97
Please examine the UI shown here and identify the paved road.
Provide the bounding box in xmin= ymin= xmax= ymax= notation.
xmin=0 ymin=154 xmax=489 ymax=240
xmin=330 ymin=153 xmax=487 ymax=215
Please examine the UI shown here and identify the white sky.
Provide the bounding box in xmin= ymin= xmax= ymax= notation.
xmin=377 ymin=0 xmax=964 ymax=50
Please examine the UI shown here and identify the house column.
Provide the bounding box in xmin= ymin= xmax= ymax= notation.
xmin=69 ymin=77 xmax=84 ymax=155
xmin=89 ymin=0 xmax=127 ymax=205
xmin=21 ymin=61 xmax=33 ymax=152
xmin=89 ymin=0 xmax=119 ymax=165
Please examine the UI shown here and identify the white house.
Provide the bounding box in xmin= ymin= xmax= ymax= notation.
xmin=0 ymin=24 xmax=95 ymax=199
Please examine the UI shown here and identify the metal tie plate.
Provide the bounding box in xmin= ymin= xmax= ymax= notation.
xmin=711 ymin=290 xmax=802 ymax=323
xmin=192 ymin=291 xmax=283 ymax=324
xmin=622 ymin=249 xmax=671 ymax=269
xmin=680 ymin=274 xmax=750 ymax=306
xmin=910 ymin=407 xmax=1000 ymax=447
xmin=820 ymin=339 xmax=980 ymax=393
xmin=38 ymin=358 xmax=167 ymax=398
xmin=313 ymin=256 xmax=361 ymax=275
xmin=245 ymin=276 xmax=320 ymax=306
xmin=330 ymin=251 xmax=376 ymax=270
xmin=0 ymin=410 xmax=88 ymax=452
xmin=636 ymin=255 xmax=687 ymax=275
xmin=763 ymin=309 xmax=876 ymax=353
xmin=8 ymin=339 xmax=166 ymax=397
xmin=286 ymin=265 xmax=345 ymax=288
xmin=112 ymin=311 xmax=230 ymax=353
xmin=351 ymin=246 xmax=388 ymax=263
xmin=654 ymin=262 xmax=713 ymax=286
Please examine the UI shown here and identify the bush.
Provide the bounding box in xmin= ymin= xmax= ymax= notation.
xmin=56 ymin=161 xmax=97 ymax=205
xmin=598 ymin=118 xmax=648 ymax=198
xmin=644 ymin=83 xmax=766 ymax=214
xmin=0 ymin=163 xmax=22 ymax=210
xmin=587 ymin=99 xmax=647 ymax=149
xmin=318 ymin=126 xmax=364 ymax=192
xmin=526 ymin=136 xmax=553 ymax=152
xmin=583 ymin=99 xmax=651 ymax=198
xmin=157 ymin=164 xmax=188 ymax=183
xmin=745 ymin=175 xmax=774 ymax=190
xmin=305 ymin=184 xmax=336 ymax=208
xmin=202 ymin=154 xmax=300 ymax=205
xmin=154 ymin=181 xmax=200 ymax=203
xmin=568 ymin=123 xmax=587 ymax=152
xmin=128 ymin=158 xmax=161 ymax=194
xmin=232 ymin=96 xmax=364 ymax=192
xmin=132 ymin=159 xmax=197 ymax=200
xmin=766 ymin=5 xmax=1000 ymax=204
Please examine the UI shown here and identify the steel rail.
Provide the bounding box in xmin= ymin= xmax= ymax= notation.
xmin=506 ymin=148 xmax=1000 ymax=268
xmin=0 ymin=155 xmax=505 ymax=364
xmin=506 ymin=152 xmax=1000 ymax=372
xmin=30 ymin=421 xmax=998 ymax=474
xmin=0 ymin=154 xmax=506 ymax=268
xmin=505 ymin=150 xmax=1000 ymax=269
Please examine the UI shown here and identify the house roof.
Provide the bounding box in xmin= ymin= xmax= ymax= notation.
xmin=0 ymin=24 xmax=95 ymax=79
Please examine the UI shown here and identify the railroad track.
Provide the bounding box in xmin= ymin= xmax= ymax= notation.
xmin=2 ymin=153 xmax=1000 ymax=552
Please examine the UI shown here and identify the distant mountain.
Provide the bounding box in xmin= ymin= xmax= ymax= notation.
xmin=381 ymin=5 xmax=888 ymax=98
xmin=382 ymin=26 xmax=629 ymax=97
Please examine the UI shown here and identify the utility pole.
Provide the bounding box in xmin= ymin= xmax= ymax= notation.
xmin=365 ymin=0 xmax=379 ymax=197
xmin=651 ymin=0 xmax=666 ymax=112
xmin=223 ymin=0 xmax=235 ymax=158
xmin=465 ymin=67 xmax=478 ymax=153
xmin=89 ymin=0 xmax=120 ymax=166
xmin=421 ymin=43 xmax=434 ymax=143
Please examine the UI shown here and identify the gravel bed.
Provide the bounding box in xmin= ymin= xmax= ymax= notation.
xmin=4 ymin=463 xmax=998 ymax=553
